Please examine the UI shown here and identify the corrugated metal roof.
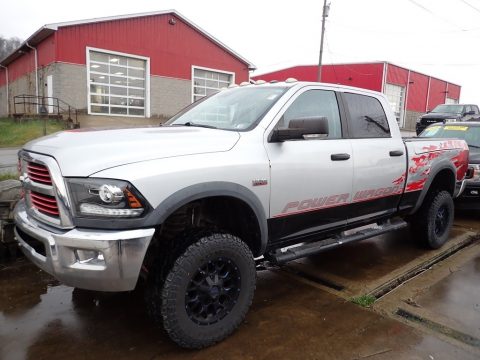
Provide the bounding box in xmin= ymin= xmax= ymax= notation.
xmin=252 ymin=61 xmax=460 ymax=87
xmin=0 ymin=10 xmax=256 ymax=69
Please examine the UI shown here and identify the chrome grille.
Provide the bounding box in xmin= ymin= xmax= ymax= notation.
xmin=19 ymin=151 xmax=73 ymax=229
xmin=30 ymin=191 xmax=60 ymax=217
xmin=27 ymin=162 xmax=53 ymax=185
xmin=422 ymin=118 xmax=443 ymax=125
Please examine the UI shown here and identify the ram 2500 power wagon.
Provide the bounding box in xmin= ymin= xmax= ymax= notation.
xmin=14 ymin=81 xmax=469 ymax=349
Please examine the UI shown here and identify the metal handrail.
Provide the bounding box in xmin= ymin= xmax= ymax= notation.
xmin=13 ymin=94 xmax=79 ymax=126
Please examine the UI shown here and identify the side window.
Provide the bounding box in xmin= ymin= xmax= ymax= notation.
xmin=465 ymin=105 xmax=471 ymax=114
xmin=475 ymin=106 xmax=480 ymax=115
xmin=343 ymin=93 xmax=390 ymax=138
xmin=279 ymin=90 xmax=342 ymax=139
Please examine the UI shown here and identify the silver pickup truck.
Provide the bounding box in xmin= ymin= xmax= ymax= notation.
xmin=14 ymin=81 xmax=469 ymax=348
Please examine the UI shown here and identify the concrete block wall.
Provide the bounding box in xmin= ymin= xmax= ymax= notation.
xmin=53 ymin=63 xmax=88 ymax=111
xmin=0 ymin=86 xmax=7 ymax=117
xmin=0 ymin=66 xmax=58 ymax=117
xmin=150 ymin=76 xmax=191 ymax=119
xmin=404 ymin=110 xmax=424 ymax=131
xmin=0 ymin=62 xmax=193 ymax=128
xmin=0 ymin=72 xmax=36 ymax=116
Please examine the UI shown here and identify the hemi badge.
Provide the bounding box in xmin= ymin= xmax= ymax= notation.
xmin=252 ymin=179 xmax=268 ymax=186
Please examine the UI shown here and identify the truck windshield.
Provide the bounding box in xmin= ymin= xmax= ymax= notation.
xmin=431 ymin=104 xmax=464 ymax=114
xmin=420 ymin=125 xmax=480 ymax=148
xmin=166 ymin=86 xmax=288 ymax=131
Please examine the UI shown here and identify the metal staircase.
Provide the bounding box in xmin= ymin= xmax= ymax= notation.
xmin=13 ymin=94 xmax=79 ymax=128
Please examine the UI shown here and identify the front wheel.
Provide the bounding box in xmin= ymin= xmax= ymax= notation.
xmin=411 ymin=190 xmax=454 ymax=249
xmin=146 ymin=232 xmax=256 ymax=349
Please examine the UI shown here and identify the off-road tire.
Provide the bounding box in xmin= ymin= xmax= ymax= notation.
xmin=146 ymin=232 xmax=256 ymax=349
xmin=411 ymin=190 xmax=454 ymax=249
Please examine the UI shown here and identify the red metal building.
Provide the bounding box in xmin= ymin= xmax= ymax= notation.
xmin=252 ymin=63 xmax=461 ymax=130
xmin=0 ymin=10 xmax=255 ymax=127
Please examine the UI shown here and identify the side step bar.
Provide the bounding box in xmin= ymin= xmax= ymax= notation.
xmin=266 ymin=218 xmax=408 ymax=265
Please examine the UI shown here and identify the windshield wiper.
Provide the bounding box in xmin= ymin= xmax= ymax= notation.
xmin=468 ymin=144 xmax=480 ymax=149
xmin=364 ymin=116 xmax=389 ymax=133
xmin=170 ymin=121 xmax=218 ymax=129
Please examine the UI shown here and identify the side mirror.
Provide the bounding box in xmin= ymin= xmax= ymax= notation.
xmin=270 ymin=116 xmax=329 ymax=142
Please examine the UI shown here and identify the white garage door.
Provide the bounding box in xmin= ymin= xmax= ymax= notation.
xmin=445 ymin=97 xmax=458 ymax=105
xmin=384 ymin=83 xmax=406 ymax=128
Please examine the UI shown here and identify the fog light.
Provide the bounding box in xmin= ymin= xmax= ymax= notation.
xmin=74 ymin=249 xmax=105 ymax=266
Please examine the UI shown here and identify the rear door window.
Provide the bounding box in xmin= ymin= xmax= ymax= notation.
xmin=343 ymin=93 xmax=390 ymax=138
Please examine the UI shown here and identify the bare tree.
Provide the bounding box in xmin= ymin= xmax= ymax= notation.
xmin=0 ymin=36 xmax=23 ymax=61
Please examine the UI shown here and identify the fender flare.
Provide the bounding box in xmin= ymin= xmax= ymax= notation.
xmin=409 ymin=160 xmax=457 ymax=214
xmin=148 ymin=181 xmax=269 ymax=256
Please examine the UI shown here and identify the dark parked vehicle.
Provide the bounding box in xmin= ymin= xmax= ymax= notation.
xmin=416 ymin=104 xmax=480 ymax=135
xmin=419 ymin=122 xmax=480 ymax=209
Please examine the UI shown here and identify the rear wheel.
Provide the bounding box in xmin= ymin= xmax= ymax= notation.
xmin=146 ymin=232 xmax=256 ymax=349
xmin=411 ymin=190 xmax=454 ymax=249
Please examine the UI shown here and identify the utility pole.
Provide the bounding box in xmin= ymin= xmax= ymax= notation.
xmin=317 ymin=0 xmax=330 ymax=82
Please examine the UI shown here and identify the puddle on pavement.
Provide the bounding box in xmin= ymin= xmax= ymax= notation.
xmin=286 ymin=228 xmax=422 ymax=282
xmin=413 ymin=255 xmax=480 ymax=339
xmin=0 ymin=261 xmax=172 ymax=360
xmin=1 ymin=259 xmax=479 ymax=360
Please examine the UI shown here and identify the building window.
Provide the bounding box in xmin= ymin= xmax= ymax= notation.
xmin=445 ymin=97 xmax=458 ymax=105
xmin=87 ymin=48 xmax=148 ymax=117
xmin=192 ymin=66 xmax=234 ymax=102
xmin=384 ymin=83 xmax=405 ymax=126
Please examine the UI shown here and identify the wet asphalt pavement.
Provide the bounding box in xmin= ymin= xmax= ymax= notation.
xmin=0 ymin=148 xmax=19 ymax=174
xmin=1 ymin=213 xmax=480 ymax=359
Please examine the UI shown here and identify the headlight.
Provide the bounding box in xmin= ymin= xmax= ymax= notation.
xmin=469 ymin=164 xmax=480 ymax=182
xmin=66 ymin=178 xmax=148 ymax=218
xmin=444 ymin=118 xmax=457 ymax=123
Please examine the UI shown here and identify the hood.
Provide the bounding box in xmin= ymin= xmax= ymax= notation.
xmin=422 ymin=112 xmax=460 ymax=120
xmin=24 ymin=126 xmax=240 ymax=176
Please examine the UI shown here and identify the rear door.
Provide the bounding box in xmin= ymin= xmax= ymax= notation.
xmin=265 ymin=87 xmax=353 ymax=246
xmin=340 ymin=92 xmax=406 ymax=225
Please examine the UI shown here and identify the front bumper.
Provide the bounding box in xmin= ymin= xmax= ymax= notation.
xmin=14 ymin=200 xmax=155 ymax=292
xmin=456 ymin=183 xmax=480 ymax=210
xmin=415 ymin=123 xmax=426 ymax=135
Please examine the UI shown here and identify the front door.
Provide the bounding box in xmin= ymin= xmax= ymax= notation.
xmin=265 ymin=87 xmax=353 ymax=246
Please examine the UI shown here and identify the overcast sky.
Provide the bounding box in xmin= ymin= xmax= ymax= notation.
xmin=1 ymin=0 xmax=479 ymax=103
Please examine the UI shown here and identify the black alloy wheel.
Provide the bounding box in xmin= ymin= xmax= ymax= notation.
xmin=434 ymin=204 xmax=450 ymax=237
xmin=185 ymin=257 xmax=241 ymax=325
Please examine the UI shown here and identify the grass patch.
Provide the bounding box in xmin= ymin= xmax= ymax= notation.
xmin=0 ymin=118 xmax=65 ymax=148
xmin=351 ymin=294 xmax=376 ymax=307
xmin=0 ymin=172 xmax=18 ymax=181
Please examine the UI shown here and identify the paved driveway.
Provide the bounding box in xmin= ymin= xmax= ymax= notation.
xmin=0 ymin=148 xmax=20 ymax=174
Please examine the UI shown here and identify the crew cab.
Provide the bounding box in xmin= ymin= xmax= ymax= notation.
xmin=14 ymin=81 xmax=469 ymax=349
xmin=416 ymin=103 xmax=480 ymax=135
xmin=419 ymin=122 xmax=480 ymax=210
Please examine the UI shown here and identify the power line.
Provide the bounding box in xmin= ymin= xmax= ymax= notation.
xmin=459 ymin=0 xmax=480 ymax=14
xmin=406 ymin=0 xmax=467 ymax=30
xmin=329 ymin=19 xmax=480 ymax=35
xmin=324 ymin=36 xmax=339 ymax=83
